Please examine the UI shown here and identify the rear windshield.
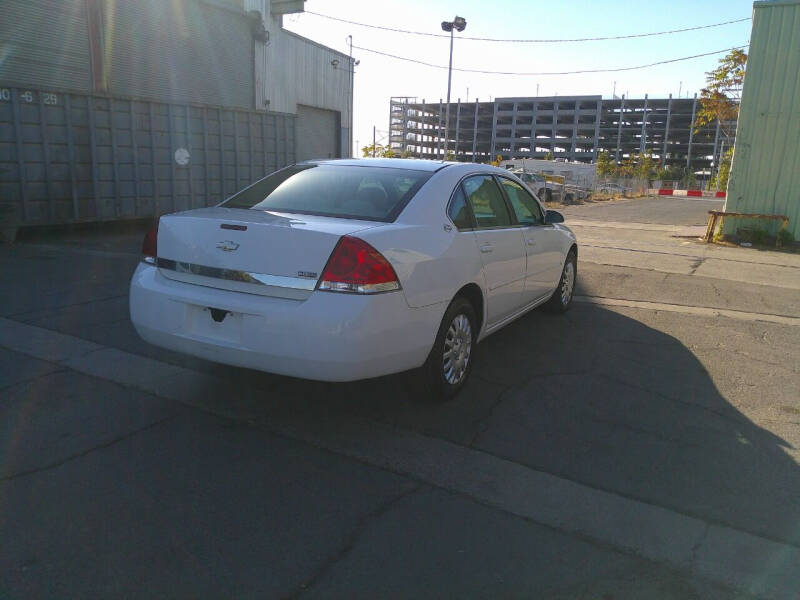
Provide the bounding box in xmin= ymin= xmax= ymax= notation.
xmin=221 ymin=164 xmax=433 ymax=222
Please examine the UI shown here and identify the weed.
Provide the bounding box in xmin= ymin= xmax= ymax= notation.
xmin=777 ymin=229 xmax=794 ymax=247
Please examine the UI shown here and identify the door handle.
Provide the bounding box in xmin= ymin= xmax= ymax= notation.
xmin=526 ymin=239 xmax=537 ymax=246
xmin=480 ymin=243 xmax=494 ymax=253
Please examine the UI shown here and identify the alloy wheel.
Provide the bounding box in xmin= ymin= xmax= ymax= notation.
xmin=561 ymin=261 xmax=575 ymax=305
xmin=442 ymin=314 xmax=472 ymax=385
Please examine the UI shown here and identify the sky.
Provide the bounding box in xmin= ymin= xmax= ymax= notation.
xmin=283 ymin=0 xmax=755 ymax=156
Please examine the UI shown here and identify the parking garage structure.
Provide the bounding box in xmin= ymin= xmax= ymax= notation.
xmin=389 ymin=95 xmax=736 ymax=172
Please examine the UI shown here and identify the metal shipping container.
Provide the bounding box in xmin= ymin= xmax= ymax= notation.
xmin=0 ymin=85 xmax=296 ymax=231
xmin=725 ymin=0 xmax=800 ymax=239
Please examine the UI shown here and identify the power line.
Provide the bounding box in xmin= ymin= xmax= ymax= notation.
xmin=305 ymin=11 xmax=751 ymax=43
xmin=351 ymin=44 xmax=749 ymax=76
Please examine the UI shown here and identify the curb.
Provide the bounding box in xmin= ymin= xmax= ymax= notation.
xmin=1 ymin=316 xmax=799 ymax=599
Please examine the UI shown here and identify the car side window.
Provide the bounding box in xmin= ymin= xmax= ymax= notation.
xmin=448 ymin=185 xmax=474 ymax=230
xmin=462 ymin=175 xmax=512 ymax=229
xmin=498 ymin=177 xmax=544 ymax=226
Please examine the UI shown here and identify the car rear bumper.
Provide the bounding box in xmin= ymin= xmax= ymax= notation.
xmin=129 ymin=263 xmax=443 ymax=382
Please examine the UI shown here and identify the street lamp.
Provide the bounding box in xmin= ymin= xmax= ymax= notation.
xmin=441 ymin=15 xmax=466 ymax=159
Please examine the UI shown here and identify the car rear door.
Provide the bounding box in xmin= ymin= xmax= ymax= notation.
xmin=497 ymin=176 xmax=565 ymax=304
xmin=461 ymin=175 xmax=526 ymax=325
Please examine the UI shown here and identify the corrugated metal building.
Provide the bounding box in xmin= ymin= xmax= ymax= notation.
xmin=0 ymin=0 xmax=352 ymax=235
xmin=725 ymin=0 xmax=800 ymax=239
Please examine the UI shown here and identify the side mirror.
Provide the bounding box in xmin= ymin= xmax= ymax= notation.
xmin=545 ymin=210 xmax=564 ymax=224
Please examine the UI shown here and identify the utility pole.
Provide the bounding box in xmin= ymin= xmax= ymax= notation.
xmin=612 ymin=81 xmax=616 ymax=98
xmin=347 ymin=36 xmax=354 ymax=158
xmin=678 ymin=81 xmax=682 ymax=98
xmin=441 ymin=16 xmax=466 ymax=158
xmin=372 ymin=126 xmax=376 ymax=157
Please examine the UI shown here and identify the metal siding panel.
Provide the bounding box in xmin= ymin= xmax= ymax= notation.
xmin=726 ymin=1 xmax=800 ymax=238
xmin=106 ymin=0 xmax=253 ymax=109
xmin=263 ymin=26 xmax=350 ymax=121
xmin=296 ymin=105 xmax=338 ymax=162
xmin=0 ymin=0 xmax=92 ymax=93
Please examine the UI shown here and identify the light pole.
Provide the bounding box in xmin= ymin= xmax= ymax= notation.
xmin=441 ymin=15 xmax=466 ymax=159
xmin=346 ymin=36 xmax=360 ymax=158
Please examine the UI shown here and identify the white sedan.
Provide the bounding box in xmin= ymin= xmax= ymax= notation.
xmin=129 ymin=158 xmax=577 ymax=398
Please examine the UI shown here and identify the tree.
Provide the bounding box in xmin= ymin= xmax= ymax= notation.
xmin=614 ymin=153 xmax=657 ymax=180
xmin=596 ymin=151 xmax=617 ymax=178
xmin=634 ymin=152 xmax=657 ymax=181
xmin=708 ymin=147 xmax=733 ymax=190
xmin=695 ymin=49 xmax=747 ymax=139
xmin=361 ymin=143 xmax=414 ymax=159
xmin=656 ymin=164 xmax=685 ymax=182
xmin=618 ymin=154 xmax=636 ymax=177
xmin=361 ymin=143 xmax=388 ymax=158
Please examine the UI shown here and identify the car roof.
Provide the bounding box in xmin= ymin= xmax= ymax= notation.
xmin=300 ymin=158 xmax=521 ymax=179
xmin=303 ymin=157 xmax=449 ymax=172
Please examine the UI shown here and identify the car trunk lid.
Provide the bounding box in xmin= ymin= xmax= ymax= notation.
xmin=156 ymin=207 xmax=383 ymax=299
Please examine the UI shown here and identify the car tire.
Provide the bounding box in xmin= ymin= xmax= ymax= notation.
xmin=420 ymin=296 xmax=477 ymax=401
xmin=544 ymin=250 xmax=577 ymax=313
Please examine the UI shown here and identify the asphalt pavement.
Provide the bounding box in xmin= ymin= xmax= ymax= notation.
xmin=1 ymin=195 xmax=799 ymax=599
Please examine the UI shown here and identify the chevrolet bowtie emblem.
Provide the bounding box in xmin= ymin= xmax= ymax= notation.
xmin=216 ymin=240 xmax=240 ymax=252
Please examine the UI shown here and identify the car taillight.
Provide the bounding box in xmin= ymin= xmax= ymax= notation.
xmin=141 ymin=219 xmax=159 ymax=264
xmin=318 ymin=235 xmax=400 ymax=294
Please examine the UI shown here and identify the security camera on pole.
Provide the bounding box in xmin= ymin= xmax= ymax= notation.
xmin=441 ymin=15 xmax=466 ymax=159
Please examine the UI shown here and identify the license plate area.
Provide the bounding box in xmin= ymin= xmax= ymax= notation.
xmin=186 ymin=304 xmax=243 ymax=343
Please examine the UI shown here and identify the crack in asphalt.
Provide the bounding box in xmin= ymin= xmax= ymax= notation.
xmin=693 ymin=344 xmax=800 ymax=377
xmin=7 ymin=293 xmax=128 ymax=320
xmin=594 ymin=371 xmax=750 ymax=429
xmin=688 ymin=522 xmax=711 ymax=572
xmin=688 ymin=257 xmax=706 ymax=275
xmin=0 ymin=412 xmax=182 ymax=482
xmin=469 ymin=366 xmax=597 ymax=448
xmin=467 ymin=379 xmax=514 ymax=448
xmin=709 ymin=282 xmax=730 ymax=306
xmin=588 ymin=416 xmax=703 ymax=447
xmin=286 ymin=483 xmax=425 ymax=599
xmin=0 ymin=366 xmax=70 ymax=392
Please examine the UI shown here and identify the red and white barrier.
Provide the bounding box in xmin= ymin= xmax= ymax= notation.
xmin=649 ymin=188 xmax=726 ymax=198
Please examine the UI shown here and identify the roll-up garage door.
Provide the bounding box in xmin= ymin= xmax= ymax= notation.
xmin=296 ymin=105 xmax=340 ymax=162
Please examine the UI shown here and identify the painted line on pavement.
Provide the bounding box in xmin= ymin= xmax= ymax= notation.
xmin=565 ymin=219 xmax=710 ymax=232
xmin=578 ymin=243 xmax=800 ymax=270
xmin=574 ymin=296 xmax=800 ymax=326
xmin=0 ymin=316 xmax=798 ymax=599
